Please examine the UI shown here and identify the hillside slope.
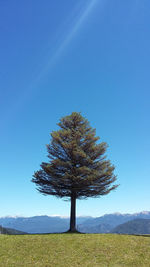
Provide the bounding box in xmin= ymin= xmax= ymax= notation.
xmin=0 ymin=225 xmax=27 ymax=235
xmin=111 ymin=219 xmax=150 ymax=234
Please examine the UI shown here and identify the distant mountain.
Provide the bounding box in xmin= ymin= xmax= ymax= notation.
xmin=0 ymin=216 xmax=69 ymax=233
xmin=111 ymin=219 xmax=150 ymax=235
xmin=78 ymin=211 xmax=150 ymax=233
xmin=0 ymin=216 xmax=91 ymax=234
xmin=0 ymin=212 xmax=150 ymax=234
xmin=0 ymin=225 xmax=27 ymax=235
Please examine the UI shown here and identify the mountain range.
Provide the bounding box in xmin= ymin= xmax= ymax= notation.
xmin=78 ymin=211 xmax=150 ymax=233
xmin=0 ymin=211 xmax=150 ymax=234
xmin=0 ymin=216 xmax=90 ymax=234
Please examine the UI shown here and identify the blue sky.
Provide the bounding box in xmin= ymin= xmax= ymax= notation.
xmin=0 ymin=0 xmax=150 ymax=217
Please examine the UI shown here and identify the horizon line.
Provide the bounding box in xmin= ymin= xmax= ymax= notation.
xmin=0 ymin=210 xmax=150 ymax=219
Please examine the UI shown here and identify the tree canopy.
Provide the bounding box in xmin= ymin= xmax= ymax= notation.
xmin=32 ymin=112 xmax=118 ymax=232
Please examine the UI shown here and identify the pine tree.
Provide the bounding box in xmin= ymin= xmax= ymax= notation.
xmin=32 ymin=112 xmax=118 ymax=232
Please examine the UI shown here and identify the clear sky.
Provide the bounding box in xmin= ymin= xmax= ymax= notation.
xmin=0 ymin=0 xmax=150 ymax=217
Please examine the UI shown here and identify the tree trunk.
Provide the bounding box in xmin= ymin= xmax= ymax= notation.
xmin=69 ymin=193 xmax=76 ymax=232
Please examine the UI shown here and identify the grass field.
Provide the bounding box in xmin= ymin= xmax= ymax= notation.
xmin=0 ymin=234 xmax=150 ymax=266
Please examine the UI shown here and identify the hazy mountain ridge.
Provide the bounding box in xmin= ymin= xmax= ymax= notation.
xmin=78 ymin=211 xmax=150 ymax=233
xmin=0 ymin=216 xmax=91 ymax=234
xmin=0 ymin=212 xmax=150 ymax=234
xmin=111 ymin=219 xmax=150 ymax=234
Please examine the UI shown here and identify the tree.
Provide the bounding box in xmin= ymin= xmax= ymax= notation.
xmin=32 ymin=112 xmax=118 ymax=232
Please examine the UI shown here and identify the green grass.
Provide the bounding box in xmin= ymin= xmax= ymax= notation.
xmin=0 ymin=234 xmax=150 ymax=266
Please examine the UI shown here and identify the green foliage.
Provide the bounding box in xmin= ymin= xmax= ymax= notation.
xmin=0 ymin=234 xmax=150 ymax=266
xmin=32 ymin=112 xmax=118 ymax=199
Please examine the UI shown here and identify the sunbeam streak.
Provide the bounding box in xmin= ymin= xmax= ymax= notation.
xmin=1 ymin=0 xmax=100 ymax=132
xmin=34 ymin=0 xmax=99 ymax=84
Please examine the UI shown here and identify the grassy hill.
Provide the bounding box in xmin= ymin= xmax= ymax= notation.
xmin=0 ymin=234 xmax=150 ymax=266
